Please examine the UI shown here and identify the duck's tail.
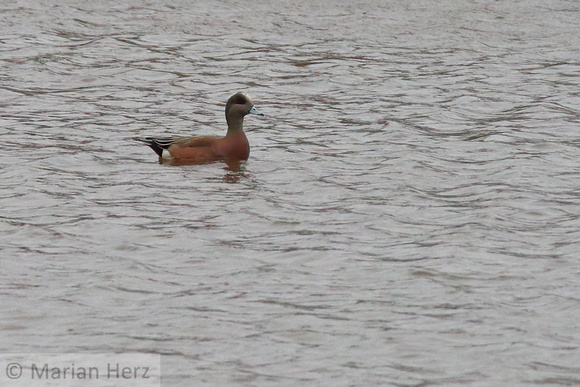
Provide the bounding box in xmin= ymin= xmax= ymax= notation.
xmin=135 ymin=137 xmax=175 ymax=158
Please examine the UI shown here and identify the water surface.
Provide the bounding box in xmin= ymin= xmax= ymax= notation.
xmin=1 ymin=0 xmax=580 ymax=385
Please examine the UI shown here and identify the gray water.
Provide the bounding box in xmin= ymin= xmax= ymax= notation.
xmin=1 ymin=0 xmax=580 ymax=385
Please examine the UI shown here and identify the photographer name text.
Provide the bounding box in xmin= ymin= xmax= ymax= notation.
xmin=28 ymin=362 xmax=150 ymax=380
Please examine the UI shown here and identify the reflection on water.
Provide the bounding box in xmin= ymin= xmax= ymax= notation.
xmin=158 ymin=155 xmax=245 ymax=170
xmin=160 ymin=157 xmax=249 ymax=183
xmin=1 ymin=1 xmax=580 ymax=386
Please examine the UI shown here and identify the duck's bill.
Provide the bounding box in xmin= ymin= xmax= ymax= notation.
xmin=249 ymin=106 xmax=264 ymax=116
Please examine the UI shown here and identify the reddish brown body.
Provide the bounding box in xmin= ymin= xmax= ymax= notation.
xmin=165 ymin=131 xmax=250 ymax=162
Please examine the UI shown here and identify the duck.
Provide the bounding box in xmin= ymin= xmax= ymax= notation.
xmin=137 ymin=92 xmax=263 ymax=162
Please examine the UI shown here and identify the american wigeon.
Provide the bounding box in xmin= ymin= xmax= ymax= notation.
xmin=137 ymin=93 xmax=263 ymax=162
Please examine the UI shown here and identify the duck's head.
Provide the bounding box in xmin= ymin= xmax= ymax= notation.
xmin=226 ymin=92 xmax=264 ymax=120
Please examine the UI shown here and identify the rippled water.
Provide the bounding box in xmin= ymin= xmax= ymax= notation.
xmin=1 ymin=0 xmax=580 ymax=385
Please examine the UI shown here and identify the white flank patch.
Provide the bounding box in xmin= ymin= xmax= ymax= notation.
xmin=161 ymin=149 xmax=173 ymax=159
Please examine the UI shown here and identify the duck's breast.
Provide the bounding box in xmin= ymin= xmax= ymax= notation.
xmin=215 ymin=134 xmax=250 ymax=160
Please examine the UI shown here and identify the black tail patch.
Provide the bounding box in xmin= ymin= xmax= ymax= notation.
xmin=135 ymin=137 xmax=173 ymax=158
